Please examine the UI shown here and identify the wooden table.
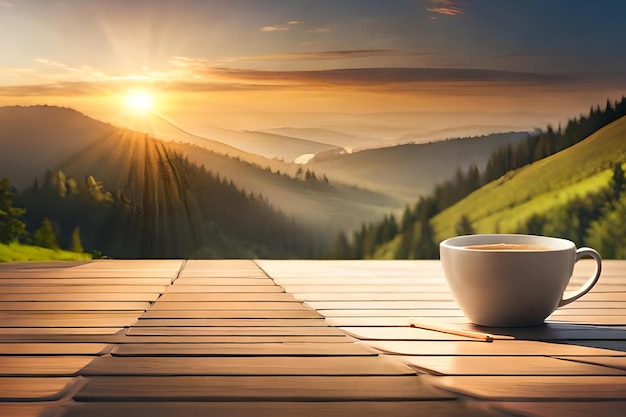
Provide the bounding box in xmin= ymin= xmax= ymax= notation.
xmin=0 ymin=259 xmax=624 ymax=417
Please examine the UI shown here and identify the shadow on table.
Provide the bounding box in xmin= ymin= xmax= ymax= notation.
xmin=468 ymin=322 xmax=626 ymax=352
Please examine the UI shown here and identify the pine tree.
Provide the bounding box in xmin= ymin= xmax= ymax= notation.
xmin=0 ymin=178 xmax=27 ymax=243
xmin=33 ymin=218 xmax=60 ymax=249
xmin=610 ymin=163 xmax=626 ymax=200
xmin=70 ymin=226 xmax=84 ymax=253
xmin=455 ymin=215 xmax=475 ymax=236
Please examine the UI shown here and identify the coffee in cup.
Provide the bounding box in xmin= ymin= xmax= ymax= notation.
xmin=439 ymin=234 xmax=602 ymax=327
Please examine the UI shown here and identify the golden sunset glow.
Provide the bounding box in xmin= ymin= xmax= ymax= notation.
xmin=0 ymin=1 xmax=625 ymax=140
xmin=125 ymin=90 xmax=155 ymax=115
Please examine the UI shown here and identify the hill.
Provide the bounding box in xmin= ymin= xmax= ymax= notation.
xmin=336 ymin=97 xmax=626 ymax=260
xmin=17 ymin=131 xmax=322 ymax=258
xmin=0 ymin=106 xmax=116 ymax=191
xmin=0 ymin=106 xmax=400 ymax=234
xmin=58 ymin=132 xmax=400 ymax=234
xmin=260 ymin=127 xmax=381 ymax=151
xmin=164 ymin=141 xmax=401 ymax=232
xmin=176 ymin=122 xmax=343 ymax=163
xmin=134 ymin=114 xmax=341 ymax=167
xmin=129 ymin=113 xmax=290 ymax=170
xmin=305 ymin=131 xmax=528 ymax=202
xmin=431 ymin=115 xmax=626 ymax=242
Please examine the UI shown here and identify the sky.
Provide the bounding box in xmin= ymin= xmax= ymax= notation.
xmin=1 ymin=0 xmax=626 ymax=142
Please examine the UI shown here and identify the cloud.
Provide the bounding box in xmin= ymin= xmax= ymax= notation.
xmin=227 ymin=49 xmax=405 ymax=62
xmin=262 ymin=20 xmax=300 ymax=32
xmin=0 ymin=1 xmax=14 ymax=7
xmin=427 ymin=0 xmax=464 ymax=16
xmin=307 ymin=26 xmax=332 ymax=33
xmin=3 ymin=60 xmax=624 ymax=100
xmin=210 ymin=67 xmax=572 ymax=88
xmin=0 ymin=81 xmax=104 ymax=97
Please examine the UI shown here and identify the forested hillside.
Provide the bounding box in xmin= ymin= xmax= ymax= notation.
xmin=13 ymin=132 xmax=325 ymax=258
xmin=336 ymin=96 xmax=626 ymax=259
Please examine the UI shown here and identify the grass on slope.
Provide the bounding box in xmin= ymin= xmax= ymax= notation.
xmin=0 ymin=242 xmax=92 ymax=262
xmin=432 ymin=116 xmax=626 ymax=242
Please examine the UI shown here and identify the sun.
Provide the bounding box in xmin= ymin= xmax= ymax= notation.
xmin=125 ymin=90 xmax=155 ymax=115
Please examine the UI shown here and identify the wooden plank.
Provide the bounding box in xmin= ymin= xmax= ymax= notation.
xmin=177 ymin=271 xmax=268 ymax=278
xmin=54 ymin=401 xmax=503 ymax=417
xmin=76 ymin=259 xmax=183 ymax=269
xmin=0 ymin=261 xmax=87 ymax=270
xmin=125 ymin=326 xmax=346 ymax=336
xmin=80 ymin=355 xmax=415 ymax=376
xmin=491 ymin=401 xmax=626 ymax=417
xmin=395 ymin=322 xmax=626 ymax=341
xmin=0 ymin=343 xmax=110 ymax=356
xmin=0 ymin=377 xmax=77 ymax=401
xmin=456 ymin=323 xmax=626 ymax=341
xmin=0 ymin=312 xmax=144 ymax=330
xmin=149 ymin=302 xmax=309 ymax=311
xmin=557 ymin=356 xmax=626 ymax=371
xmin=560 ymin=301 xmax=626 ymax=309
xmin=115 ymin=335 xmax=357 ymax=344
xmin=552 ymin=340 xmax=626 ymax=352
xmin=0 ymin=278 xmax=172 ymax=285
xmin=140 ymin=309 xmax=323 ymax=319
xmin=111 ymin=342 xmax=377 ymax=357
xmin=0 ymin=404 xmax=55 ymax=417
xmin=0 ymin=272 xmax=175 ymax=279
xmin=0 ymin=311 xmax=145 ymax=319
xmin=0 ymin=334 xmax=356 ymax=344
xmin=184 ymin=259 xmax=257 ymax=267
xmin=0 ymin=301 xmax=150 ymax=311
xmin=548 ymin=316 xmax=626 ymax=325
xmin=306 ymin=301 xmax=460 ymax=310
xmin=363 ymin=340 xmax=626 ymax=356
xmin=327 ymin=317 xmax=434 ymax=327
xmin=0 ymin=285 xmax=166 ymax=293
xmin=0 ymin=316 xmax=137 ymax=327
xmin=551 ymin=308 xmax=626 ymax=316
xmin=403 ymin=355 xmax=626 ymax=376
xmin=173 ymin=278 xmax=276 ymax=286
xmin=0 ymin=293 xmax=160 ymax=302
xmin=131 ymin=318 xmax=329 ymax=327
xmin=0 ymin=356 xmax=93 ymax=376
xmin=74 ymin=375 xmax=455 ymax=401
xmin=0 ymin=327 xmax=123 ymax=335
xmin=431 ymin=376 xmax=626 ymax=400
xmin=292 ymin=293 xmax=453 ymax=301
xmin=320 ymin=309 xmax=464 ymax=318
xmin=339 ymin=326 xmax=474 ymax=341
xmin=282 ymin=285 xmax=450 ymax=293
xmin=165 ymin=285 xmax=283 ymax=293
xmin=573 ymin=292 xmax=626 ymax=301
xmin=273 ymin=278 xmax=446 ymax=285
xmin=157 ymin=293 xmax=296 ymax=302
xmin=178 ymin=273 xmax=269 ymax=279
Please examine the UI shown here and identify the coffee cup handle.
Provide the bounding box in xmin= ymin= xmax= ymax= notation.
xmin=558 ymin=247 xmax=602 ymax=308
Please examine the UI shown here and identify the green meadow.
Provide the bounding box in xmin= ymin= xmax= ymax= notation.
xmin=432 ymin=117 xmax=626 ymax=242
xmin=0 ymin=242 xmax=92 ymax=262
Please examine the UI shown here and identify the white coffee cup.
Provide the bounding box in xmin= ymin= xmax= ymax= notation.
xmin=439 ymin=234 xmax=602 ymax=327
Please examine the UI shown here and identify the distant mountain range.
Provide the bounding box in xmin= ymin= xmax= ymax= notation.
xmin=139 ymin=114 xmax=343 ymax=163
xmin=0 ymin=104 xmax=534 ymax=257
xmin=305 ymin=131 xmax=528 ymax=201
xmin=260 ymin=127 xmax=381 ymax=151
